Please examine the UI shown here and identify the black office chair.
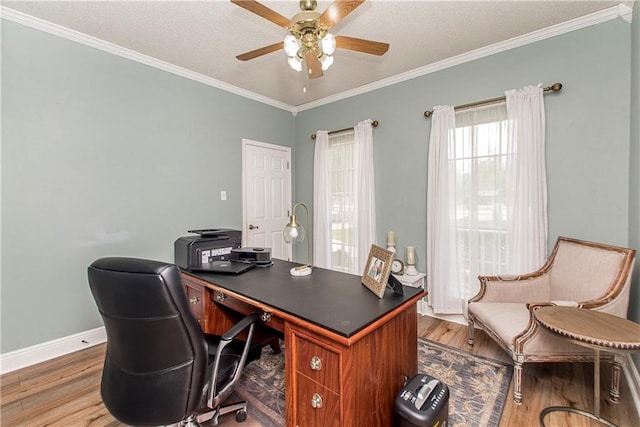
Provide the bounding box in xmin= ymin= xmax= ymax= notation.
xmin=87 ymin=257 xmax=262 ymax=426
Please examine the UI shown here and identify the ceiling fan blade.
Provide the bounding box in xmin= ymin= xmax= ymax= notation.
xmin=230 ymin=0 xmax=291 ymax=28
xmin=319 ymin=0 xmax=365 ymax=28
xmin=335 ymin=35 xmax=389 ymax=56
xmin=236 ymin=41 xmax=284 ymax=61
xmin=305 ymin=51 xmax=323 ymax=79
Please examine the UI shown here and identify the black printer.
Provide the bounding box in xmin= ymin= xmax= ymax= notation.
xmin=174 ymin=229 xmax=242 ymax=271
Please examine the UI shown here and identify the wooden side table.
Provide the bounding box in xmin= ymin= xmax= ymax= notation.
xmin=534 ymin=306 xmax=640 ymax=427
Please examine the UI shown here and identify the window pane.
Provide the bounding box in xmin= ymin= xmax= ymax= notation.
xmin=327 ymin=131 xmax=357 ymax=273
xmin=453 ymin=104 xmax=509 ymax=297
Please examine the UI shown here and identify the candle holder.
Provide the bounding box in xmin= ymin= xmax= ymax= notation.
xmin=405 ymin=245 xmax=418 ymax=276
xmin=386 ymin=231 xmax=396 ymax=254
xmin=405 ymin=264 xmax=418 ymax=276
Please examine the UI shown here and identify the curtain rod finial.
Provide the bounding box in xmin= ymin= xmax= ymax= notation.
xmin=424 ymin=110 xmax=433 ymax=118
xmin=550 ymin=82 xmax=563 ymax=92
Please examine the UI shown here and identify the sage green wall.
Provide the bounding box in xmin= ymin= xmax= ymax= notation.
xmin=629 ymin=2 xmax=640 ymax=368
xmin=1 ymin=21 xmax=295 ymax=353
xmin=295 ymin=20 xmax=631 ymax=276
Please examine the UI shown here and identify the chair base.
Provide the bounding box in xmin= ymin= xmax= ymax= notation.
xmin=178 ymin=401 xmax=249 ymax=427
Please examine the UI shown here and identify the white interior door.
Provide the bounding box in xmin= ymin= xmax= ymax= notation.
xmin=242 ymin=139 xmax=292 ymax=261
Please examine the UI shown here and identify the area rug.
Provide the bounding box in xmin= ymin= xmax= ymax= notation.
xmin=231 ymin=338 xmax=513 ymax=427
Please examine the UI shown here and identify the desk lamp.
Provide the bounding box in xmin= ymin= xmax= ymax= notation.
xmin=283 ymin=202 xmax=312 ymax=276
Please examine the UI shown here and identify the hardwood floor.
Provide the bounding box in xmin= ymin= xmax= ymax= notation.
xmin=2 ymin=315 xmax=638 ymax=426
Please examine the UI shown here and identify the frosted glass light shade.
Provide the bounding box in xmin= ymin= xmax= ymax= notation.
xmin=284 ymin=35 xmax=299 ymax=57
xmin=288 ymin=56 xmax=303 ymax=71
xmin=319 ymin=54 xmax=334 ymax=71
xmin=321 ymin=33 xmax=336 ymax=56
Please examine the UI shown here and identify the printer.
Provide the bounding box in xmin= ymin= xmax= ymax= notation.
xmin=174 ymin=229 xmax=242 ymax=271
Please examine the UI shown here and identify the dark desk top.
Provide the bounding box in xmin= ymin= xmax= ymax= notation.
xmin=183 ymin=259 xmax=424 ymax=338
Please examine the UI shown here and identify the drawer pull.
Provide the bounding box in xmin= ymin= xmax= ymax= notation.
xmin=189 ymin=296 xmax=199 ymax=305
xmin=310 ymin=356 xmax=322 ymax=371
xmin=311 ymin=393 xmax=323 ymax=409
xmin=215 ymin=293 xmax=227 ymax=302
xmin=260 ymin=312 xmax=272 ymax=323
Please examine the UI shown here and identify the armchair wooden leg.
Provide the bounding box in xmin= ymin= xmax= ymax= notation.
xmin=467 ymin=319 xmax=475 ymax=347
xmin=513 ymin=361 xmax=523 ymax=405
xmin=609 ymin=354 xmax=623 ymax=403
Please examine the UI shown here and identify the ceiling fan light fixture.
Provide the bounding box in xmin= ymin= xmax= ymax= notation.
xmin=320 ymin=33 xmax=336 ymax=56
xmin=319 ymin=54 xmax=334 ymax=71
xmin=284 ymin=34 xmax=300 ymax=57
xmin=288 ymin=55 xmax=304 ymax=72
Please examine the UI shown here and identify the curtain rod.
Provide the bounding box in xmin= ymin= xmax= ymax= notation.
xmin=423 ymin=83 xmax=563 ymax=118
xmin=311 ymin=120 xmax=379 ymax=140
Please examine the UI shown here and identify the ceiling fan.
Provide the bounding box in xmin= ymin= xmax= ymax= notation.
xmin=231 ymin=0 xmax=389 ymax=79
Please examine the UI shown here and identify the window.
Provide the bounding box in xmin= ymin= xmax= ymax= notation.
xmin=452 ymin=103 xmax=509 ymax=297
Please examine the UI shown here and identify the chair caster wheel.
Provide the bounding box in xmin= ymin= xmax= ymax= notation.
xmin=235 ymin=409 xmax=247 ymax=422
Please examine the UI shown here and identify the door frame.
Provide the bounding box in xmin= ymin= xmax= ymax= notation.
xmin=241 ymin=139 xmax=292 ymax=256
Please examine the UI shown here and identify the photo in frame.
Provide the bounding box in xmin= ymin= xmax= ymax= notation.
xmin=361 ymin=244 xmax=394 ymax=298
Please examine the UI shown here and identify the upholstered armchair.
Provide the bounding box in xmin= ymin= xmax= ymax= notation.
xmin=467 ymin=236 xmax=635 ymax=405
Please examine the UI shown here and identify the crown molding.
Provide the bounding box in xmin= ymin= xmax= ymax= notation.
xmin=0 ymin=6 xmax=296 ymax=114
xmin=294 ymin=4 xmax=629 ymax=112
xmin=1 ymin=4 xmax=630 ymax=115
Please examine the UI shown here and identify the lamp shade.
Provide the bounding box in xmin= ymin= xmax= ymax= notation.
xmin=283 ymin=219 xmax=305 ymax=243
xmin=283 ymin=202 xmax=312 ymax=276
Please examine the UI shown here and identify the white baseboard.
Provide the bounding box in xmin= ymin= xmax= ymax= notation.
xmin=418 ymin=303 xmax=468 ymax=326
xmin=0 ymin=327 xmax=106 ymax=375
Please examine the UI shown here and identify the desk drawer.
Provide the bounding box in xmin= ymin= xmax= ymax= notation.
xmin=213 ymin=291 xmax=285 ymax=333
xmin=295 ymin=374 xmax=340 ymax=427
xmin=183 ymin=281 xmax=205 ymax=328
xmin=294 ymin=335 xmax=340 ymax=393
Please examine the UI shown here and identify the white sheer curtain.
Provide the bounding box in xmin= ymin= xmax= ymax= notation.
xmin=353 ymin=120 xmax=377 ymax=273
xmin=505 ymin=85 xmax=548 ymax=272
xmin=426 ymin=106 xmax=463 ymax=314
xmin=313 ymin=130 xmax=331 ymax=269
xmin=313 ymin=120 xmax=376 ymax=274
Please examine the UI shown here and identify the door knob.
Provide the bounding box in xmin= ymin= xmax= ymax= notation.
xmin=249 ymin=224 xmax=259 ymax=230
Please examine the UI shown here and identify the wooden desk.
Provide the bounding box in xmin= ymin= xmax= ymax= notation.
xmin=535 ymin=306 xmax=640 ymax=427
xmin=180 ymin=260 xmax=425 ymax=427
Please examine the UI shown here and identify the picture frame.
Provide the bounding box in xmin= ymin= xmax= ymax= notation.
xmin=361 ymin=244 xmax=394 ymax=298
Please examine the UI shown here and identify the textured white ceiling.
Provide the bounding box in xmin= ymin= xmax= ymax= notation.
xmin=1 ymin=1 xmax=626 ymax=109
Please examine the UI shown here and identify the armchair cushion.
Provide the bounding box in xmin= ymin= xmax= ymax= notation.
xmin=468 ymin=303 xmax=529 ymax=350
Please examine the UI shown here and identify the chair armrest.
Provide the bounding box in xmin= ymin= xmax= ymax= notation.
xmin=469 ymin=274 xmax=551 ymax=304
xmin=512 ymin=302 xmax=557 ymax=353
xmin=207 ymin=313 xmax=260 ymax=409
xmin=526 ymin=301 xmax=556 ymax=310
xmin=221 ymin=312 xmax=260 ymax=342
